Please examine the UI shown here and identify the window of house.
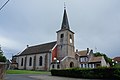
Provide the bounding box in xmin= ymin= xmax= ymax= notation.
xmin=85 ymin=57 xmax=88 ymax=62
xmin=60 ymin=34 xmax=64 ymax=38
xmin=52 ymin=64 xmax=54 ymax=68
xmin=29 ymin=57 xmax=32 ymax=66
xmin=39 ymin=56 xmax=43 ymax=66
xmin=57 ymin=64 xmax=60 ymax=69
xmin=21 ymin=58 xmax=23 ymax=66
xmin=81 ymin=64 xmax=83 ymax=68
xmin=85 ymin=64 xmax=87 ymax=68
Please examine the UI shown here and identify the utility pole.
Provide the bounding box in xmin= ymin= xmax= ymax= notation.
xmin=0 ymin=0 xmax=10 ymax=11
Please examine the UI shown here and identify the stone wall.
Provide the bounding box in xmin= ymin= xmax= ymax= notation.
xmin=0 ymin=62 xmax=6 ymax=80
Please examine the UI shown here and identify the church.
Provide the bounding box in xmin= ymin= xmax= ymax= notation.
xmin=11 ymin=6 xmax=109 ymax=70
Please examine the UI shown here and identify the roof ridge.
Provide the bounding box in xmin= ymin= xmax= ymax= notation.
xmin=28 ymin=41 xmax=57 ymax=48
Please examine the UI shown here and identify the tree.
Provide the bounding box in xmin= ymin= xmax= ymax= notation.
xmin=94 ymin=52 xmax=112 ymax=66
xmin=0 ymin=47 xmax=6 ymax=62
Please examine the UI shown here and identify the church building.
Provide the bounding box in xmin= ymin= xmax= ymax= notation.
xmin=11 ymin=6 xmax=109 ymax=70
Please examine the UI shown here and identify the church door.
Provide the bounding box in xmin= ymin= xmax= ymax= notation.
xmin=70 ymin=62 xmax=74 ymax=68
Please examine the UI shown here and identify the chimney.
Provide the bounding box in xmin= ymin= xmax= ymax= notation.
xmin=76 ymin=49 xmax=78 ymax=53
xmin=87 ymin=48 xmax=89 ymax=53
xmin=90 ymin=49 xmax=93 ymax=53
xmin=27 ymin=45 xmax=29 ymax=48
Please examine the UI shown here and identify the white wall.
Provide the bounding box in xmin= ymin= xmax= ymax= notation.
xmin=26 ymin=55 xmax=34 ymax=70
xmin=35 ymin=53 xmax=46 ymax=70
xmin=101 ymin=56 xmax=107 ymax=67
xmin=18 ymin=56 xmax=26 ymax=69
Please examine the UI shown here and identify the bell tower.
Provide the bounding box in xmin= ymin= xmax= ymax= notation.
xmin=56 ymin=6 xmax=75 ymax=60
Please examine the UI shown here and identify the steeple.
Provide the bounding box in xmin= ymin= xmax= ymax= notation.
xmin=61 ymin=3 xmax=70 ymax=30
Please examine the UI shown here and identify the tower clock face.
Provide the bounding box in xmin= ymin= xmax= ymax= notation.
xmin=70 ymin=39 xmax=72 ymax=43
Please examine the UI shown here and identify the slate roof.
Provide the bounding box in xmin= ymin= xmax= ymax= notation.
xmin=89 ymin=56 xmax=102 ymax=63
xmin=61 ymin=8 xmax=70 ymax=30
xmin=113 ymin=57 xmax=120 ymax=62
xmin=19 ymin=41 xmax=56 ymax=56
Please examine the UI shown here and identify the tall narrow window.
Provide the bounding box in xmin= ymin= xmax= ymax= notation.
xmin=70 ymin=34 xmax=72 ymax=39
xmin=60 ymin=34 xmax=64 ymax=38
xmin=39 ymin=56 xmax=43 ymax=66
xmin=21 ymin=58 xmax=23 ymax=66
xmin=69 ymin=34 xmax=72 ymax=43
xmin=29 ymin=57 xmax=32 ymax=66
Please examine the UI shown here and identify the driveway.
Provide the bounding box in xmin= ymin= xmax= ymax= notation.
xmin=5 ymin=74 xmax=103 ymax=80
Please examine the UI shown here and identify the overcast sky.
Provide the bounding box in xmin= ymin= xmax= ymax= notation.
xmin=0 ymin=0 xmax=120 ymax=59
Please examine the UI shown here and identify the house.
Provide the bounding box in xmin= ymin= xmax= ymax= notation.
xmin=75 ymin=48 xmax=109 ymax=68
xmin=113 ymin=57 xmax=120 ymax=65
xmin=12 ymin=6 xmax=109 ymax=70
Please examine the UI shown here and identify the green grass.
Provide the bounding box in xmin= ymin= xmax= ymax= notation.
xmin=6 ymin=70 xmax=50 ymax=74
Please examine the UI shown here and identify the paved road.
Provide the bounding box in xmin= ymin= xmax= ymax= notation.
xmin=5 ymin=74 xmax=39 ymax=80
xmin=5 ymin=74 xmax=103 ymax=80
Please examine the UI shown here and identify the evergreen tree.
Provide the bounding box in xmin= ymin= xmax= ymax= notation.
xmin=0 ymin=46 xmax=6 ymax=62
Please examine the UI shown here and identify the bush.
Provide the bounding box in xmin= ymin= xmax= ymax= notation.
xmin=0 ymin=55 xmax=6 ymax=62
xmin=51 ymin=67 xmax=120 ymax=79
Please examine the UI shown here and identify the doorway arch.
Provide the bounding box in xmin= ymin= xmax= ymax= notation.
xmin=70 ymin=62 xmax=74 ymax=68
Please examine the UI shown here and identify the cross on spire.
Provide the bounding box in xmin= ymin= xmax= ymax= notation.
xmin=64 ymin=2 xmax=66 ymax=9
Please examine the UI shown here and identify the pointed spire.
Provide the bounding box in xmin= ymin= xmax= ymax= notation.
xmin=61 ymin=3 xmax=70 ymax=30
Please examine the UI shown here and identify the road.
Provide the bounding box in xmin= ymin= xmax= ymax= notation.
xmin=5 ymin=74 xmax=103 ymax=80
xmin=5 ymin=74 xmax=39 ymax=80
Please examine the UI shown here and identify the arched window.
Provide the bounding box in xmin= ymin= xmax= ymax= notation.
xmin=39 ymin=56 xmax=43 ymax=66
xmin=70 ymin=62 xmax=74 ymax=68
xmin=29 ymin=57 xmax=32 ymax=66
xmin=21 ymin=58 xmax=23 ymax=66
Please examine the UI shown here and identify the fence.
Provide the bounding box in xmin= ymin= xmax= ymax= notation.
xmin=0 ymin=62 xmax=6 ymax=80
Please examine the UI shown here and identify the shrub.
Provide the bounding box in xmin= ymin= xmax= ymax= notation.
xmin=51 ymin=67 xmax=120 ymax=79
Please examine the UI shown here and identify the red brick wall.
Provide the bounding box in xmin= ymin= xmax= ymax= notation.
xmin=52 ymin=46 xmax=57 ymax=61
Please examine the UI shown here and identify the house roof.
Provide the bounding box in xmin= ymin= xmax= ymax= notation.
xmin=19 ymin=41 xmax=56 ymax=56
xmin=78 ymin=50 xmax=88 ymax=57
xmin=113 ymin=57 xmax=120 ymax=62
xmin=89 ymin=56 xmax=102 ymax=63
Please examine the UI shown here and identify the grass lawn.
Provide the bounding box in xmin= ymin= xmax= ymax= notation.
xmin=6 ymin=70 xmax=50 ymax=74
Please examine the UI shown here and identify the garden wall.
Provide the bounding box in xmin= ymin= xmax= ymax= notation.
xmin=0 ymin=62 xmax=6 ymax=80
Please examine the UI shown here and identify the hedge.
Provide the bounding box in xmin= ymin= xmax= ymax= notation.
xmin=51 ymin=67 xmax=120 ymax=79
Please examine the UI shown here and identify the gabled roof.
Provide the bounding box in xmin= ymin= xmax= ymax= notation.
xmin=19 ymin=41 xmax=56 ymax=56
xmin=89 ymin=56 xmax=103 ymax=63
xmin=78 ymin=50 xmax=88 ymax=57
xmin=113 ymin=57 xmax=120 ymax=62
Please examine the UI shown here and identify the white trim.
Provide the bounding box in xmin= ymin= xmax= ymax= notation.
xmin=61 ymin=56 xmax=75 ymax=62
xmin=61 ymin=56 xmax=68 ymax=62
xmin=18 ymin=47 xmax=26 ymax=55
xmin=76 ymin=53 xmax=81 ymax=56
xmin=51 ymin=44 xmax=57 ymax=51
